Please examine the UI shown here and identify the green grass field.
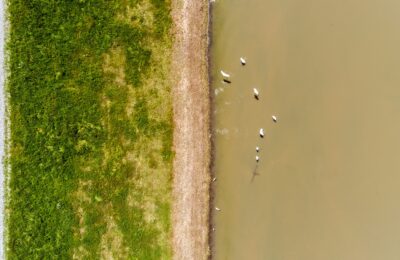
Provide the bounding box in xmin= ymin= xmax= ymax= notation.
xmin=6 ymin=0 xmax=173 ymax=258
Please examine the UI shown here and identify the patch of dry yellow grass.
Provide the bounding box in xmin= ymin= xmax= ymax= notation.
xmin=71 ymin=1 xmax=173 ymax=258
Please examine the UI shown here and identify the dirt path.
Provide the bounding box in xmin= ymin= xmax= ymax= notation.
xmin=171 ymin=0 xmax=211 ymax=259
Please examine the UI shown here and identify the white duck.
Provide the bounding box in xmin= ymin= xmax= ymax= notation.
xmin=253 ymin=88 xmax=259 ymax=99
xmin=240 ymin=57 xmax=246 ymax=65
xmin=259 ymin=128 xmax=265 ymax=138
xmin=220 ymin=70 xmax=230 ymax=78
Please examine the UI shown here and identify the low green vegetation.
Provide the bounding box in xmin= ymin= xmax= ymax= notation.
xmin=7 ymin=0 xmax=173 ymax=258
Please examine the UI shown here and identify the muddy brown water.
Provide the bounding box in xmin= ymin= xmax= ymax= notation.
xmin=211 ymin=0 xmax=400 ymax=259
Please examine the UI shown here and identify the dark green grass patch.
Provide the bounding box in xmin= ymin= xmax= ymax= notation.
xmin=6 ymin=0 xmax=173 ymax=258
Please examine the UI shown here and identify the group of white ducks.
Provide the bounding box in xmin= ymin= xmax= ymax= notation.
xmin=214 ymin=58 xmax=278 ymax=214
xmin=220 ymin=57 xmax=278 ymax=164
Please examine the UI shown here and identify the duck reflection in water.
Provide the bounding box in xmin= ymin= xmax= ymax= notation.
xmin=251 ymin=164 xmax=260 ymax=183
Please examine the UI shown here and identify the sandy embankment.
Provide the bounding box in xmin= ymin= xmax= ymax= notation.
xmin=171 ymin=0 xmax=211 ymax=259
